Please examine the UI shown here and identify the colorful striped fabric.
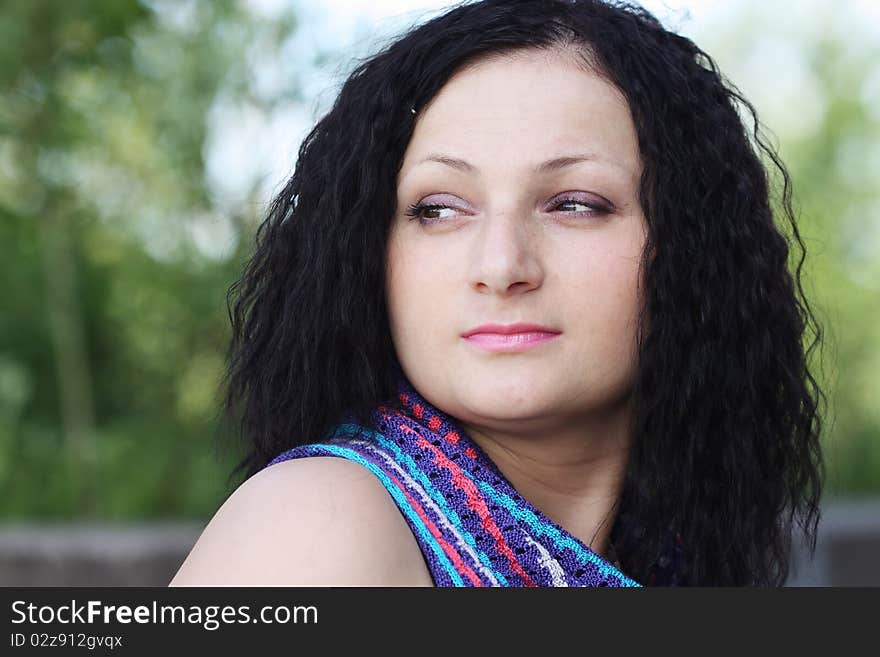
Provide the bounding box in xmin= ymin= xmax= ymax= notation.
xmin=265 ymin=375 xmax=642 ymax=587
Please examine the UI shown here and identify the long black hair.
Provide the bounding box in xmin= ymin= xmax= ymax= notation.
xmin=221 ymin=0 xmax=827 ymax=586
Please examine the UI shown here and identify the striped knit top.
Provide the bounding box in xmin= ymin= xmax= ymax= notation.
xmin=265 ymin=375 xmax=646 ymax=587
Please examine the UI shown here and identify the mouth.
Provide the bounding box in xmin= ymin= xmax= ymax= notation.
xmin=461 ymin=325 xmax=562 ymax=353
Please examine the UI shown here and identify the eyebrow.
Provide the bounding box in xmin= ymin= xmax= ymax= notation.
xmin=415 ymin=152 xmax=619 ymax=175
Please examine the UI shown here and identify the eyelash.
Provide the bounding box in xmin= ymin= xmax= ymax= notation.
xmin=404 ymin=197 xmax=613 ymax=225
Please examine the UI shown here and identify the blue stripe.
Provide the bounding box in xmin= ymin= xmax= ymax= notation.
xmin=306 ymin=443 xmax=464 ymax=587
xmin=333 ymin=423 xmax=509 ymax=586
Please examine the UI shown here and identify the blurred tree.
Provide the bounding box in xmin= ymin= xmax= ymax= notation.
xmin=0 ymin=0 xmax=305 ymax=518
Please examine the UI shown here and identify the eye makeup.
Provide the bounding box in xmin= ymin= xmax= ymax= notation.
xmin=403 ymin=191 xmax=615 ymax=226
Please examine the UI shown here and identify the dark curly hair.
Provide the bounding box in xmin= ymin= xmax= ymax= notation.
xmin=220 ymin=0 xmax=827 ymax=586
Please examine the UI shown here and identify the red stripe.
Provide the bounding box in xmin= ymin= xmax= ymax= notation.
xmin=385 ymin=470 xmax=483 ymax=586
xmin=397 ymin=423 xmax=536 ymax=586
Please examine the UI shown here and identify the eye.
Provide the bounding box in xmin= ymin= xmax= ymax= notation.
xmin=404 ymin=202 xmax=461 ymax=225
xmin=404 ymin=193 xmax=614 ymax=226
xmin=551 ymin=195 xmax=614 ymax=217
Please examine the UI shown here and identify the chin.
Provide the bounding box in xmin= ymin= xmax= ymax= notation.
xmin=460 ymin=380 xmax=553 ymax=416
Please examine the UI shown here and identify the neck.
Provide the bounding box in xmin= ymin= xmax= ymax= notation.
xmin=460 ymin=397 xmax=632 ymax=558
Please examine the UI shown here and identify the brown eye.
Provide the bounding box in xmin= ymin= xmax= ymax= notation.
xmin=552 ymin=195 xmax=614 ymax=217
xmin=404 ymin=202 xmax=460 ymax=225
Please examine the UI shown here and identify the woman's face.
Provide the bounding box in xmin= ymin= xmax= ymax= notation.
xmin=386 ymin=49 xmax=647 ymax=433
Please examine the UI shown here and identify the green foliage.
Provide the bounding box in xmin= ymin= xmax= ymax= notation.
xmin=0 ymin=0 xmax=302 ymax=518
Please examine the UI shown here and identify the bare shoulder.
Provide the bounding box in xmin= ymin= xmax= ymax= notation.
xmin=169 ymin=456 xmax=433 ymax=586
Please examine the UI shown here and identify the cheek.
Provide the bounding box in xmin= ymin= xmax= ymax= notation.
xmin=560 ymin=244 xmax=643 ymax=340
xmin=385 ymin=235 xmax=447 ymax=340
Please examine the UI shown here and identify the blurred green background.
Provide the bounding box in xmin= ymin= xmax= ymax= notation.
xmin=1 ymin=0 xmax=878 ymax=522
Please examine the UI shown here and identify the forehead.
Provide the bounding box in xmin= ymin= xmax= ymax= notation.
xmin=399 ymin=50 xmax=641 ymax=185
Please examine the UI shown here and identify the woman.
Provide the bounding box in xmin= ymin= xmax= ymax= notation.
xmin=170 ymin=0 xmax=826 ymax=587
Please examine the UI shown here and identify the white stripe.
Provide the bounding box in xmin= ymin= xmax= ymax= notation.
xmin=522 ymin=532 xmax=569 ymax=587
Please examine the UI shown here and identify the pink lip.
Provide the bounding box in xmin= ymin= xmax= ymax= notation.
xmin=464 ymin=331 xmax=560 ymax=352
xmin=461 ymin=323 xmax=561 ymax=353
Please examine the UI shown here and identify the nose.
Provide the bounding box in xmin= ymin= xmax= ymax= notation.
xmin=467 ymin=209 xmax=544 ymax=297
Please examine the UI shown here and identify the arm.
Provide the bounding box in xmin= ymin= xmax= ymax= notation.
xmin=168 ymin=456 xmax=434 ymax=586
